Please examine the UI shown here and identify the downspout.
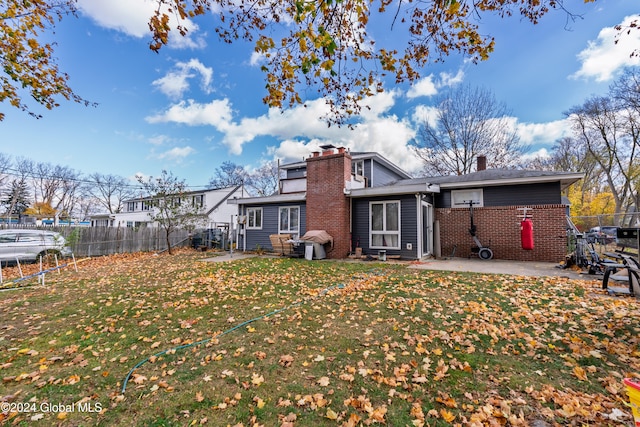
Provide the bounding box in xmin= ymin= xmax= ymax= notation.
xmin=415 ymin=194 xmax=422 ymax=260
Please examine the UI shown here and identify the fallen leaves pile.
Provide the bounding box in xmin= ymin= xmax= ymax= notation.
xmin=0 ymin=251 xmax=639 ymax=426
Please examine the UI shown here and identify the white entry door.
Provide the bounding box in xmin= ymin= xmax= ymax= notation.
xmin=421 ymin=201 xmax=433 ymax=257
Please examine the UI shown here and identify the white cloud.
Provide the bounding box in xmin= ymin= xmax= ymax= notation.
xmin=155 ymin=146 xmax=196 ymax=161
xmin=147 ymin=134 xmax=172 ymax=146
xmin=146 ymin=90 xmax=423 ymax=172
xmin=249 ymin=51 xmax=266 ymax=67
xmin=520 ymin=147 xmax=551 ymax=163
xmin=412 ymin=105 xmax=440 ymax=128
xmin=439 ymin=69 xmax=465 ymax=87
xmin=152 ymin=59 xmax=213 ymax=99
xmin=571 ymin=14 xmax=640 ymax=82
xmin=407 ymin=75 xmax=438 ymax=99
xmin=269 ymin=139 xmax=322 ymax=164
xmin=515 ymin=119 xmax=572 ymax=147
xmin=257 ymin=95 xmax=421 ymax=173
xmin=76 ymin=0 xmax=204 ymax=49
xmin=145 ymin=99 xmax=234 ymax=129
xmin=406 ymin=69 xmax=465 ymax=99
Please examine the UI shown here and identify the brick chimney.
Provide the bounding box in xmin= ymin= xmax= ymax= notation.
xmin=306 ymin=147 xmax=352 ymax=258
xmin=477 ymin=155 xmax=487 ymax=171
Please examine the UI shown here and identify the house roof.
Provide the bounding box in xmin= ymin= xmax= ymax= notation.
xmin=281 ymin=151 xmax=413 ymax=180
xmin=395 ymin=169 xmax=584 ymax=191
xmin=204 ymin=184 xmax=243 ymax=215
xmin=351 ymin=152 xmax=413 ymax=179
xmin=229 ymin=192 xmax=306 ymax=205
xmin=123 ymin=185 xmax=243 ymax=203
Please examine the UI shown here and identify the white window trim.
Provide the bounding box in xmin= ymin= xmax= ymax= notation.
xmin=451 ymin=189 xmax=484 ymax=208
xmin=370 ymin=200 xmax=401 ymax=250
xmin=352 ymin=159 xmax=364 ymax=177
xmin=278 ymin=206 xmax=300 ymax=236
xmin=247 ymin=207 xmax=263 ymax=230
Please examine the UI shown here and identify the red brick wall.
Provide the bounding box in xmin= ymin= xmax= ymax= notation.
xmin=436 ymin=205 xmax=568 ymax=262
xmin=306 ymin=151 xmax=352 ymax=258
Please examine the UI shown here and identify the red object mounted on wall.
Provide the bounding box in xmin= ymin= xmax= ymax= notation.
xmin=521 ymin=218 xmax=534 ymax=250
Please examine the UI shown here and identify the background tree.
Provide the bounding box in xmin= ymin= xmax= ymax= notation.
xmin=0 ymin=0 xmax=92 ymax=120
xmin=565 ymin=94 xmax=639 ymax=222
xmin=1 ymin=177 xmax=30 ymax=221
xmin=413 ymin=85 xmax=524 ymax=176
xmin=208 ymin=161 xmax=250 ymax=189
xmin=88 ymin=173 xmax=137 ymax=214
xmin=610 ymin=68 xmax=640 ymax=215
xmin=246 ymin=161 xmax=279 ymax=197
xmin=24 ymin=201 xmax=56 ymax=219
xmin=136 ymin=170 xmax=207 ymax=255
xmin=522 ymin=136 xmax=600 ymax=204
xmin=0 ymin=152 xmax=10 ymax=188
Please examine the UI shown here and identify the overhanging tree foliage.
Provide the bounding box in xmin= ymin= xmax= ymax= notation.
xmin=0 ymin=0 xmax=93 ymax=120
xmin=3 ymin=0 xmax=638 ymax=123
xmin=147 ymin=0 xmax=638 ymax=124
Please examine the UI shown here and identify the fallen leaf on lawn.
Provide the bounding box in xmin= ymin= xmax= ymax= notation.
xmin=370 ymin=405 xmax=388 ymax=422
xmin=251 ymin=373 xmax=265 ymax=386
xmin=326 ymin=408 xmax=338 ymax=420
xmin=573 ymin=366 xmax=588 ymax=381
xmin=66 ymin=374 xmax=80 ymax=385
xmin=317 ymin=376 xmax=330 ymax=387
xmin=279 ymin=355 xmax=294 ymax=367
xmin=440 ymin=409 xmax=455 ymax=422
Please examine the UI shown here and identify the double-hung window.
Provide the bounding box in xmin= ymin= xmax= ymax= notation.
xmin=192 ymin=195 xmax=204 ymax=208
xmin=370 ymin=201 xmax=400 ymax=249
xmin=247 ymin=207 xmax=263 ymax=229
xmin=279 ymin=206 xmax=300 ymax=237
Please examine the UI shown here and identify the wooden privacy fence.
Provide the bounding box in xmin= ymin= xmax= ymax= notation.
xmin=61 ymin=227 xmax=192 ymax=257
xmin=1 ymin=225 xmax=191 ymax=257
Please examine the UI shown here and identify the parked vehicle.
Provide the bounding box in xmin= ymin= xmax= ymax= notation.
xmin=0 ymin=229 xmax=72 ymax=264
xmin=585 ymin=226 xmax=619 ymax=244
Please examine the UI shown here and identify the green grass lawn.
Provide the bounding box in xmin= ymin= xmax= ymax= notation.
xmin=1 ymin=251 xmax=639 ymax=426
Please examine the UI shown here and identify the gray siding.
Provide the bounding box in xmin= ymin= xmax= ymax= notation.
xmin=241 ymin=203 xmax=307 ymax=251
xmin=370 ymin=161 xmax=407 ymax=187
xmin=352 ymin=195 xmax=418 ymax=259
xmin=435 ymin=183 xmax=562 ymax=208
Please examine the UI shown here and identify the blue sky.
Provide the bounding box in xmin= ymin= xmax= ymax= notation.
xmin=2 ymin=0 xmax=639 ymax=189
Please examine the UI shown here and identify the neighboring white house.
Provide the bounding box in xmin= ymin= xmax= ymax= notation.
xmin=90 ymin=185 xmax=245 ymax=228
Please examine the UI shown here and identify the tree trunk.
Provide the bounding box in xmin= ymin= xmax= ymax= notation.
xmin=165 ymin=230 xmax=173 ymax=255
